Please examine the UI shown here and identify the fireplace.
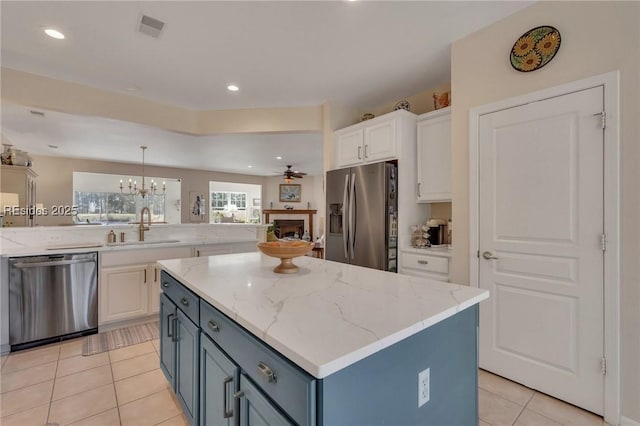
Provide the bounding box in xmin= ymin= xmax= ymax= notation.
xmin=274 ymin=219 xmax=304 ymax=239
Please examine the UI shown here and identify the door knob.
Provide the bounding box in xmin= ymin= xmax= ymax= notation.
xmin=482 ymin=251 xmax=499 ymax=260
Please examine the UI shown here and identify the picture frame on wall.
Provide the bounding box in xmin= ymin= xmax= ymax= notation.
xmin=189 ymin=191 xmax=206 ymax=222
xmin=279 ymin=184 xmax=301 ymax=202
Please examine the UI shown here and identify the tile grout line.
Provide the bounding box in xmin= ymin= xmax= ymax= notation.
xmin=151 ymin=414 xmax=184 ymax=426
xmin=510 ymin=403 xmax=527 ymax=426
xmin=46 ymin=343 xmax=62 ymax=424
xmin=107 ymin=349 xmax=124 ymax=426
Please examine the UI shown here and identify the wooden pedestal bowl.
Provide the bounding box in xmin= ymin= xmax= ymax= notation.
xmin=256 ymin=241 xmax=314 ymax=274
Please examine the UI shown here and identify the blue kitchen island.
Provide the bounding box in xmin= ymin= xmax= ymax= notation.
xmin=157 ymin=252 xmax=488 ymax=426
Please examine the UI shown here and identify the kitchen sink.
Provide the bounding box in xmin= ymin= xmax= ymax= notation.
xmin=106 ymin=239 xmax=181 ymax=246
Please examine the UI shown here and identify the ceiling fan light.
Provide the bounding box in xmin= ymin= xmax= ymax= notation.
xmin=284 ymin=177 xmax=293 ymax=183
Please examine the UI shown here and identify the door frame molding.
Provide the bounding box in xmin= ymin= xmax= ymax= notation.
xmin=468 ymin=70 xmax=620 ymax=424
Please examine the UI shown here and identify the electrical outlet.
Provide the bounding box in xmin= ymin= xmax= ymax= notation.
xmin=418 ymin=368 xmax=430 ymax=407
xmin=47 ymin=233 xmax=62 ymax=242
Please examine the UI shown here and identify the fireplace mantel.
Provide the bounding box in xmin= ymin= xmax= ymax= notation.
xmin=263 ymin=209 xmax=317 ymax=240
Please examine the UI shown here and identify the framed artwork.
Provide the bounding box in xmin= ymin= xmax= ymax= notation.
xmin=279 ymin=184 xmax=301 ymax=202
xmin=189 ymin=191 xmax=206 ymax=222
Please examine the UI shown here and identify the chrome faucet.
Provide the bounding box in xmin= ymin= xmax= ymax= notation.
xmin=139 ymin=207 xmax=151 ymax=241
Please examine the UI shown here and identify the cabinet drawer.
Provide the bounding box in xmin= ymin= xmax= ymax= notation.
xmin=401 ymin=252 xmax=449 ymax=274
xmin=160 ymin=271 xmax=199 ymax=325
xmin=200 ymin=300 xmax=315 ymax=426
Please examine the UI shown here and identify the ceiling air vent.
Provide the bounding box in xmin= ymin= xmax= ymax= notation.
xmin=138 ymin=14 xmax=165 ymax=38
xmin=29 ymin=110 xmax=45 ymax=117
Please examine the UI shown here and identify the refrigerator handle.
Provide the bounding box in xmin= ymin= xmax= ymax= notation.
xmin=342 ymin=173 xmax=350 ymax=259
xmin=349 ymin=172 xmax=356 ymax=259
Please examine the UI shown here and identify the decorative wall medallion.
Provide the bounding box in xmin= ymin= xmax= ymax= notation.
xmin=510 ymin=26 xmax=561 ymax=72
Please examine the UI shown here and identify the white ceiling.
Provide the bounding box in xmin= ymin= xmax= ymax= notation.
xmin=0 ymin=1 xmax=531 ymax=175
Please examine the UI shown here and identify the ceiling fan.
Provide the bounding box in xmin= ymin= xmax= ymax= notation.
xmin=282 ymin=165 xmax=307 ymax=183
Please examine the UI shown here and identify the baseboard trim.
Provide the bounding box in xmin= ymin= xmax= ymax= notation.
xmin=620 ymin=416 xmax=640 ymax=426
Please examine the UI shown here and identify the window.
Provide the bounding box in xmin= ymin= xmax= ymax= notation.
xmin=73 ymin=172 xmax=181 ymax=225
xmin=73 ymin=192 xmax=166 ymax=224
xmin=209 ymin=182 xmax=262 ymax=224
xmin=210 ymin=192 xmax=247 ymax=211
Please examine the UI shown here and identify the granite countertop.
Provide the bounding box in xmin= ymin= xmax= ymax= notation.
xmin=158 ymin=252 xmax=488 ymax=378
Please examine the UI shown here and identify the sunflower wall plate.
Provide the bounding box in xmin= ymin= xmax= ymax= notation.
xmin=510 ymin=26 xmax=561 ymax=72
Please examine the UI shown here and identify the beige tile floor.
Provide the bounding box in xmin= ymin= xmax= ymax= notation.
xmin=0 ymin=339 xmax=609 ymax=426
xmin=0 ymin=338 xmax=187 ymax=426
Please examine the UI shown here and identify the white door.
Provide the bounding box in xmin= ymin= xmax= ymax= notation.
xmin=478 ymin=86 xmax=604 ymax=414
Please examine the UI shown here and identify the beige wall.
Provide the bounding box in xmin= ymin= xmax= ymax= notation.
xmin=30 ymin=155 xmax=267 ymax=225
xmin=367 ymin=82 xmax=452 ymax=119
xmin=450 ymin=2 xmax=640 ymax=422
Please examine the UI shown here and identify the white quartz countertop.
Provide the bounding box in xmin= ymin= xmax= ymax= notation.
xmin=401 ymin=246 xmax=453 ymax=257
xmin=1 ymin=238 xmax=258 ymax=257
xmin=158 ymin=252 xmax=488 ymax=379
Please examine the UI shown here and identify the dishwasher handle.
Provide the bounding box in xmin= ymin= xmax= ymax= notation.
xmin=12 ymin=258 xmax=96 ymax=268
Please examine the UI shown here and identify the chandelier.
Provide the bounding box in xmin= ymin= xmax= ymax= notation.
xmin=119 ymin=146 xmax=165 ymax=198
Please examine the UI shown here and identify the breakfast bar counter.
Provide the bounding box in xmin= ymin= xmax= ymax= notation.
xmin=157 ymin=252 xmax=488 ymax=426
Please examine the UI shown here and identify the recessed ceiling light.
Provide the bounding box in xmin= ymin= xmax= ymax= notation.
xmin=247 ymin=165 xmax=253 ymax=168
xmin=227 ymin=85 xmax=239 ymax=92
xmin=44 ymin=28 xmax=65 ymax=39
xmin=276 ymin=156 xmax=282 ymax=160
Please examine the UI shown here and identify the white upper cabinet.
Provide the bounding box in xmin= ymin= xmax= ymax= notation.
xmin=416 ymin=107 xmax=451 ymax=202
xmin=363 ymin=118 xmax=396 ymax=162
xmin=334 ymin=111 xmax=408 ymax=169
xmin=335 ymin=128 xmax=365 ymax=167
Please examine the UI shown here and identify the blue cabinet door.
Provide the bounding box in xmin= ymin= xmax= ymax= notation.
xmin=176 ymin=308 xmax=200 ymax=426
xmin=160 ymin=293 xmax=177 ymax=387
xmin=238 ymin=375 xmax=293 ymax=426
xmin=200 ymin=333 xmax=238 ymax=426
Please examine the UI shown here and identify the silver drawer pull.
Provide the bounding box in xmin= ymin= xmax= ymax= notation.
xmin=208 ymin=320 xmax=220 ymax=332
xmin=162 ymin=282 xmax=170 ymax=288
xmin=233 ymin=390 xmax=245 ymax=399
xmin=257 ymin=361 xmax=277 ymax=383
xmin=180 ymin=298 xmax=189 ymax=306
xmin=223 ymin=376 xmax=234 ymax=418
xmin=417 ymin=260 xmax=429 ymax=265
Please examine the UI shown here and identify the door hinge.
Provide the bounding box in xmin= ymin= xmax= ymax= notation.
xmin=601 ymin=357 xmax=607 ymax=375
xmin=601 ymin=233 xmax=607 ymax=251
xmin=593 ymin=111 xmax=606 ymax=129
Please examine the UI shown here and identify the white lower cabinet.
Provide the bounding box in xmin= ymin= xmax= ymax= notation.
xmin=399 ymin=250 xmax=451 ymax=282
xmin=100 ymin=264 xmax=150 ymax=324
xmin=99 ymin=246 xmax=192 ymax=327
xmin=99 ymin=244 xmax=256 ymax=327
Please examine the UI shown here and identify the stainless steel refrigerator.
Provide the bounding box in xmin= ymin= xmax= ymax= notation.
xmin=326 ymin=161 xmax=398 ymax=271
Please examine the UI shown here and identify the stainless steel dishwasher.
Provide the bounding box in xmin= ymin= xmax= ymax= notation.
xmin=9 ymin=252 xmax=98 ymax=350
